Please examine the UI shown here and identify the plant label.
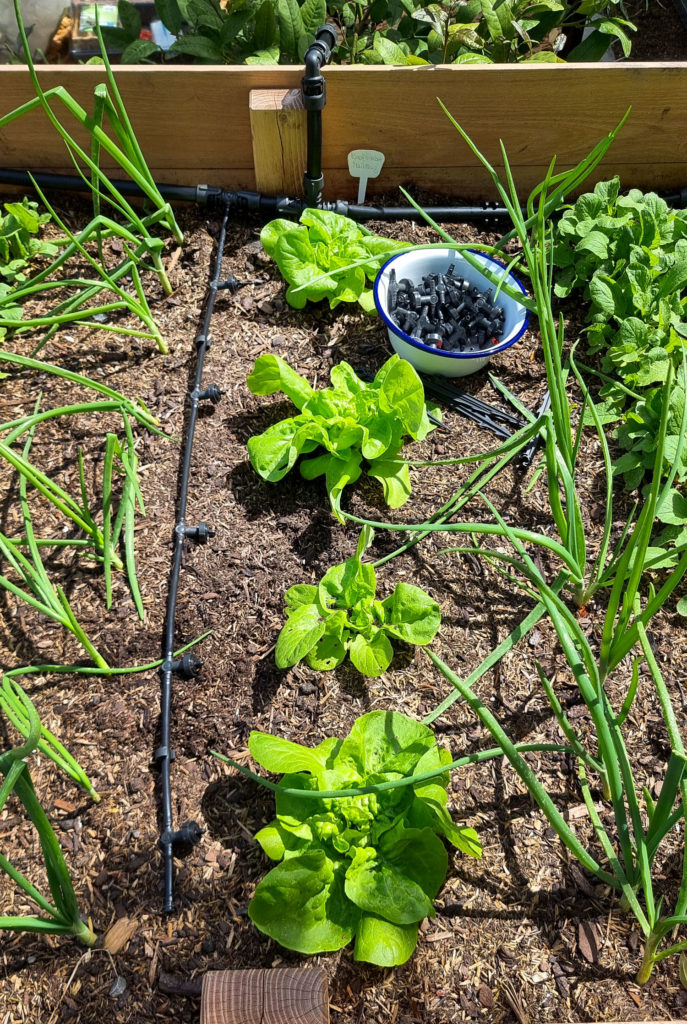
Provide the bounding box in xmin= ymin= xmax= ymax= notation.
xmin=347 ymin=150 xmax=385 ymax=204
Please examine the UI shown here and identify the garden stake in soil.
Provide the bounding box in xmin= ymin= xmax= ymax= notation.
xmin=156 ymin=200 xmax=236 ymax=913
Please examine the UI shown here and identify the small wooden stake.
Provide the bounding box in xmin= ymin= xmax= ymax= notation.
xmin=201 ymin=967 xmax=328 ymax=1024
xmin=249 ymin=89 xmax=306 ymax=197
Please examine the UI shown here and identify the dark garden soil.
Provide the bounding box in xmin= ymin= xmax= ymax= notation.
xmin=1 ymin=185 xmax=686 ymax=1024
xmin=626 ymin=0 xmax=687 ymax=61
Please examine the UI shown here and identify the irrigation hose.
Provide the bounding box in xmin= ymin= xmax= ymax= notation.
xmin=156 ymin=200 xmax=235 ymax=913
xmin=0 ymin=168 xmax=513 ymax=223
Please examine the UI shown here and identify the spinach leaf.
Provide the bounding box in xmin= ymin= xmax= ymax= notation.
xmin=552 ymin=179 xmax=687 ymax=497
xmin=247 ymin=710 xmax=481 ymax=965
xmin=0 ymin=198 xmax=57 ymax=288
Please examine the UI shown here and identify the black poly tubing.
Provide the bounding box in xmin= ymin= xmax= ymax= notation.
xmin=0 ymin=168 xmax=515 ymax=222
xmin=156 ymin=201 xmax=232 ymax=913
xmin=3 ymin=168 xmax=686 ymax=223
xmin=302 ymin=26 xmax=337 ymax=207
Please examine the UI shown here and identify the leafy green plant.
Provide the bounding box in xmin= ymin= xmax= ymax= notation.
xmin=219 ymin=711 xmax=480 ymax=965
xmin=551 ymin=177 xmax=687 ymax=493
xmin=0 ymin=197 xmax=58 ymax=287
xmin=260 ymin=209 xmax=404 ymax=311
xmin=0 ymin=685 xmax=96 ymax=945
xmin=276 ymin=525 xmax=440 ymax=675
xmin=105 ymin=0 xmax=329 ymax=64
xmin=247 ymin=353 xmax=437 ymax=519
xmin=109 ymin=0 xmax=636 ymax=64
xmin=466 ymin=0 xmax=635 ymax=64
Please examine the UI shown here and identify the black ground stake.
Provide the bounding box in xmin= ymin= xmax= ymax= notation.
xmin=156 ymin=200 xmax=234 ymax=913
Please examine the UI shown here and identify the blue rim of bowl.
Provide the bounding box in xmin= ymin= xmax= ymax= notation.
xmin=373 ymin=248 xmax=530 ymax=360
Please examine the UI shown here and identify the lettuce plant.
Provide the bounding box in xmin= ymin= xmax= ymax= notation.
xmin=276 ymin=526 xmax=440 ymax=675
xmin=260 ymin=209 xmax=404 ymax=311
xmin=247 ymin=353 xmax=437 ymax=518
xmin=245 ymin=711 xmax=480 ymax=966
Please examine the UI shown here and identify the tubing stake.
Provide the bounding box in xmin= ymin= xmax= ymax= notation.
xmin=154 ymin=745 xmax=175 ymax=762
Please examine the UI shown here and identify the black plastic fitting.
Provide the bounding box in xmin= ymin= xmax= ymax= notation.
xmin=217 ymin=275 xmax=241 ymax=292
xmin=302 ymin=25 xmax=337 ymax=110
xmin=160 ymin=821 xmax=204 ymax=855
xmin=178 ymin=522 xmax=215 ymax=544
xmin=197 ymin=384 xmax=225 ymax=404
xmin=167 ymin=652 xmax=205 ymax=679
xmin=302 ymin=26 xmax=337 ymax=208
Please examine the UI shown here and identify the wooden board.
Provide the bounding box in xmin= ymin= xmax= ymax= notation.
xmin=249 ymin=88 xmax=306 ymax=196
xmin=0 ymin=63 xmax=686 ymax=200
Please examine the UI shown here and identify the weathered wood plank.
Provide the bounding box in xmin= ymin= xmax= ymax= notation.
xmin=0 ymin=64 xmax=685 ymax=199
xmin=249 ymin=88 xmax=306 ymax=196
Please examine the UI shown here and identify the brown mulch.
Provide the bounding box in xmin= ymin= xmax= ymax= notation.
xmin=2 ymin=8 xmax=687 ymax=1013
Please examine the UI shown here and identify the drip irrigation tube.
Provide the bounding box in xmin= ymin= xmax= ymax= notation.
xmin=156 ymin=200 xmax=236 ymax=913
xmin=0 ymin=169 xmax=513 ymax=223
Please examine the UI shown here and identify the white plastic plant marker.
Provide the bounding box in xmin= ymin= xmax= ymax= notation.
xmin=347 ymin=150 xmax=385 ymax=204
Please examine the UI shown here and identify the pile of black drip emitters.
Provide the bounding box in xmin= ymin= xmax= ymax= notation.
xmin=386 ymin=264 xmax=506 ymax=353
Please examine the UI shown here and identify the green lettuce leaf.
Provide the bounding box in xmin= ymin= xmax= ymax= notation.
xmin=354 ymin=913 xmax=418 ymax=966
xmin=249 ymin=851 xmax=357 ymax=954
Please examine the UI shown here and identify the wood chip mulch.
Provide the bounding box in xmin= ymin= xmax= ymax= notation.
xmin=1 ymin=166 xmax=687 ymax=1022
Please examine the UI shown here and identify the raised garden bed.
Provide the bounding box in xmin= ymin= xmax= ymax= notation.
xmin=0 ymin=187 xmax=686 ymax=1022
xmin=0 ymin=0 xmax=687 ymax=202
xmin=2 ymin=4 xmax=687 ymax=1023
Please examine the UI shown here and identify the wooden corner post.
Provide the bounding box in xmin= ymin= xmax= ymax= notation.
xmin=201 ymin=967 xmax=329 ymax=1024
xmin=249 ymin=89 xmax=307 ymax=197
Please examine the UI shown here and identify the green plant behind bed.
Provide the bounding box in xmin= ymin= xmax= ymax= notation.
xmin=104 ymin=0 xmax=331 ymax=64
xmin=247 ymin=353 xmax=438 ymax=520
xmin=276 ymin=525 xmax=441 ymax=676
xmin=0 ymin=686 xmax=96 ymax=946
xmin=106 ymin=0 xmax=635 ymax=64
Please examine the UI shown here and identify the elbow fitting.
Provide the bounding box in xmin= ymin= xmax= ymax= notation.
xmin=302 ymin=24 xmax=338 ymax=109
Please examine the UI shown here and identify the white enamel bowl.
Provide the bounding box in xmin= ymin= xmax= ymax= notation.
xmin=374 ymin=247 xmax=529 ymax=378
